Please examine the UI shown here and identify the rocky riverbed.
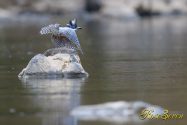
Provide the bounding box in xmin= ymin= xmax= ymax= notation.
xmin=0 ymin=0 xmax=187 ymax=19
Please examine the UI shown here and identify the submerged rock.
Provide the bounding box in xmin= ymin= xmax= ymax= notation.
xmin=71 ymin=101 xmax=164 ymax=123
xmin=18 ymin=48 xmax=88 ymax=78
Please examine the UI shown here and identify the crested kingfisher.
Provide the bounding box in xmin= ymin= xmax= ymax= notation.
xmin=40 ymin=19 xmax=83 ymax=54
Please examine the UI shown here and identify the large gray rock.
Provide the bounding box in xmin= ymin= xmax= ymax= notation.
xmin=18 ymin=48 xmax=88 ymax=78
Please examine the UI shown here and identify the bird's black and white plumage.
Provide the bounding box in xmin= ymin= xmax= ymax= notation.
xmin=40 ymin=19 xmax=83 ymax=54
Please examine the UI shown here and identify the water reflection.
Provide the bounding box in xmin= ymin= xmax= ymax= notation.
xmin=0 ymin=16 xmax=187 ymax=125
xmin=20 ymin=78 xmax=86 ymax=125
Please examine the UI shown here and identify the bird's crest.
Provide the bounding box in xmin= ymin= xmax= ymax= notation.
xmin=67 ymin=19 xmax=82 ymax=30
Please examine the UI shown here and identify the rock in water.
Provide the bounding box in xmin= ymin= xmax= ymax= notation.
xmin=71 ymin=101 xmax=164 ymax=123
xmin=18 ymin=48 xmax=88 ymax=78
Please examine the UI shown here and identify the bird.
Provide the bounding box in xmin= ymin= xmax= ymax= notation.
xmin=40 ymin=19 xmax=83 ymax=54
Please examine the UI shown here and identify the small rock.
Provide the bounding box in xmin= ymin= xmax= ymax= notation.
xmin=9 ymin=108 xmax=16 ymax=113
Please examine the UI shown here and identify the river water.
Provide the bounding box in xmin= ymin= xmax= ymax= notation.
xmin=0 ymin=16 xmax=186 ymax=125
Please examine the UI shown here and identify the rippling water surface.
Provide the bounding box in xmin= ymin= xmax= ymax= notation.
xmin=0 ymin=16 xmax=187 ymax=125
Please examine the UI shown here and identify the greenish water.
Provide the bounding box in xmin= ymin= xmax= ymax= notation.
xmin=0 ymin=16 xmax=187 ymax=125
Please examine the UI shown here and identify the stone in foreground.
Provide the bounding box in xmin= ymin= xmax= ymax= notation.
xmin=71 ymin=101 xmax=164 ymax=123
xmin=18 ymin=48 xmax=88 ymax=78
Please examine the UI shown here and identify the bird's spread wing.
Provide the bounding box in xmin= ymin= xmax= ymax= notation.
xmin=40 ymin=24 xmax=61 ymax=35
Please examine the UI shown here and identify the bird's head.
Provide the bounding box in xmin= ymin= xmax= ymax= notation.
xmin=66 ymin=19 xmax=82 ymax=30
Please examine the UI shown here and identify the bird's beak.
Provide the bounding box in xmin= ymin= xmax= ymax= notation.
xmin=77 ymin=27 xmax=82 ymax=29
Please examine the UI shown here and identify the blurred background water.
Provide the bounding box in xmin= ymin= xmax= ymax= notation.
xmin=0 ymin=0 xmax=187 ymax=125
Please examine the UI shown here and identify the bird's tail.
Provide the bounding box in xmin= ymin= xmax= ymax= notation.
xmin=73 ymin=43 xmax=83 ymax=55
xmin=67 ymin=19 xmax=82 ymax=30
xmin=78 ymin=47 xmax=84 ymax=55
